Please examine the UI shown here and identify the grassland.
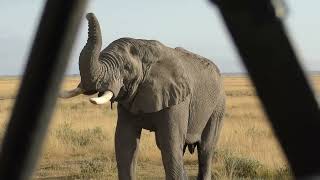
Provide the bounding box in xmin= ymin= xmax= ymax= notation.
xmin=1 ymin=75 xmax=319 ymax=179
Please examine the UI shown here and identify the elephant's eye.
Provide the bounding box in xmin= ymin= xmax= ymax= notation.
xmin=124 ymin=63 xmax=131 ymax=71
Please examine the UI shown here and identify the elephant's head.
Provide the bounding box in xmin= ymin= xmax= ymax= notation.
xmin=60 ymin=13 xmax=191 ymax=113
xmin=60 ymin=13 xmax=143 ymax=105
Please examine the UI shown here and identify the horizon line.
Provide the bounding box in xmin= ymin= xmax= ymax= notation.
xmin=1 ymin=70 xmax=320 ymax=77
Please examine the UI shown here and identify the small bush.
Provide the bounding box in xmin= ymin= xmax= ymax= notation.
xmin=55 ymin=122 xmax=106 ymax=147
xmin=216 ymin=150 xmax=293 ymax=179
xmin=274 ymin=166 xmax=293 ymax=179
xmin=77 ymin=157 xmax=117 ymax=179
xmin=224 ymin=155 xmax=263 ymax=178
xmin=79 ymin=158 xmax=105 ymax=179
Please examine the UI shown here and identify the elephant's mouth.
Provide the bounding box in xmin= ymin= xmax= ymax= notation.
xmin=82 ymin=90 xmax=98 ymax=96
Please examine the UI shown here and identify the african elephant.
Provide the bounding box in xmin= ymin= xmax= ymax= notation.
xmin=60 ymin=13 xmax=225 ymax=180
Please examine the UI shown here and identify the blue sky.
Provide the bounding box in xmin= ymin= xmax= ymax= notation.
xmin=0 ymin=0 xmax=319 ymax=75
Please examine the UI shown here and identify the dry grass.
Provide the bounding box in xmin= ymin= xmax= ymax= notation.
xmin=1 ymin=75 xmax=319 ymax=179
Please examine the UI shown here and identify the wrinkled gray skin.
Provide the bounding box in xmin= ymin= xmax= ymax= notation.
xmin=74 ymin=13 xmax=225 ymax=180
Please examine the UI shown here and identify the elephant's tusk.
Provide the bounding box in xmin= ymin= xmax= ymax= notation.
xmin=59 ymin=87 xmax=84 ymax=98
xmin=89 ymin=91 xmax=113 ymax=105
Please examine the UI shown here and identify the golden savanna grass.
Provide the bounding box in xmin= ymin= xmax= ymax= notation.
xmin=1 ymin=75 xmax=319 ymax=179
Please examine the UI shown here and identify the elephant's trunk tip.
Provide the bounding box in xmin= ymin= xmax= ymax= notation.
xmin=86 ymin=13 xmax=95 ymax=20
xmin=85 ymin=12 xmax=101 ymax=43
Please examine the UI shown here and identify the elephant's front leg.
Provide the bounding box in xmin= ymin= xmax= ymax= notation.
xmin=156 ymin=129 xmax=187 ymax=180
xmin=115 ymin=106 xmax=142 ymax=180
xmin=155 ymin=98 xmax=190 ymax=180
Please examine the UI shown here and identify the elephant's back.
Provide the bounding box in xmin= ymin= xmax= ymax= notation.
xmin=173 ymin=47 xmax=223 ymax=95
xmin=174 ymin=47 xmax=221 ymax=75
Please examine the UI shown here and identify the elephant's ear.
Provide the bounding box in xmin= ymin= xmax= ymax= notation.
xmin=130 ymin=58 xmax=191 ymax=113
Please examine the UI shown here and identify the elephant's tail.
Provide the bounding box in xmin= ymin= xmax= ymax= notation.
xmin=183 ymin=142 xmax=199 ymax=155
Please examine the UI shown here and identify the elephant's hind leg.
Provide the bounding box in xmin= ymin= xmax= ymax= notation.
xmin=197 ymin=104 xmax=225 ymax=180
xmin=115 ymin=105 xmax=142 ymax=180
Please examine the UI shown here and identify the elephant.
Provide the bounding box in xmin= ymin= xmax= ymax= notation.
xmin=60 ymin=12 xmax=226 ymax=180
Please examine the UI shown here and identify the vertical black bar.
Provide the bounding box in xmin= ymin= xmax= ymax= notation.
xmin=212 ymin=0 xmax=320 ymax=178
xmin=0 ymin=0 xmax=87 ymax=179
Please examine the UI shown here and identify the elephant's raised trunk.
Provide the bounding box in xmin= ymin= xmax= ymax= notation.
xmin=79 ymin=13 xmax=102 ymax=89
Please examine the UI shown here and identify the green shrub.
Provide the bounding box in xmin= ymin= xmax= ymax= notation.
xmin=224 ymin=155 xmax=263 ymax=178
xmin=55 ymin=122 xmax=106 ymax=147
xmin=217 ymin=150 xmax=293 ymax=179
xmin=79 ymin=158 xmax=105 ymax=179
xmin=274 ymin=166 xmax=293 ymax=180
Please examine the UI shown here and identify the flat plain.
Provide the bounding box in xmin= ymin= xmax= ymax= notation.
xmin=1 ymin=75 xmax=319 ymax=179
